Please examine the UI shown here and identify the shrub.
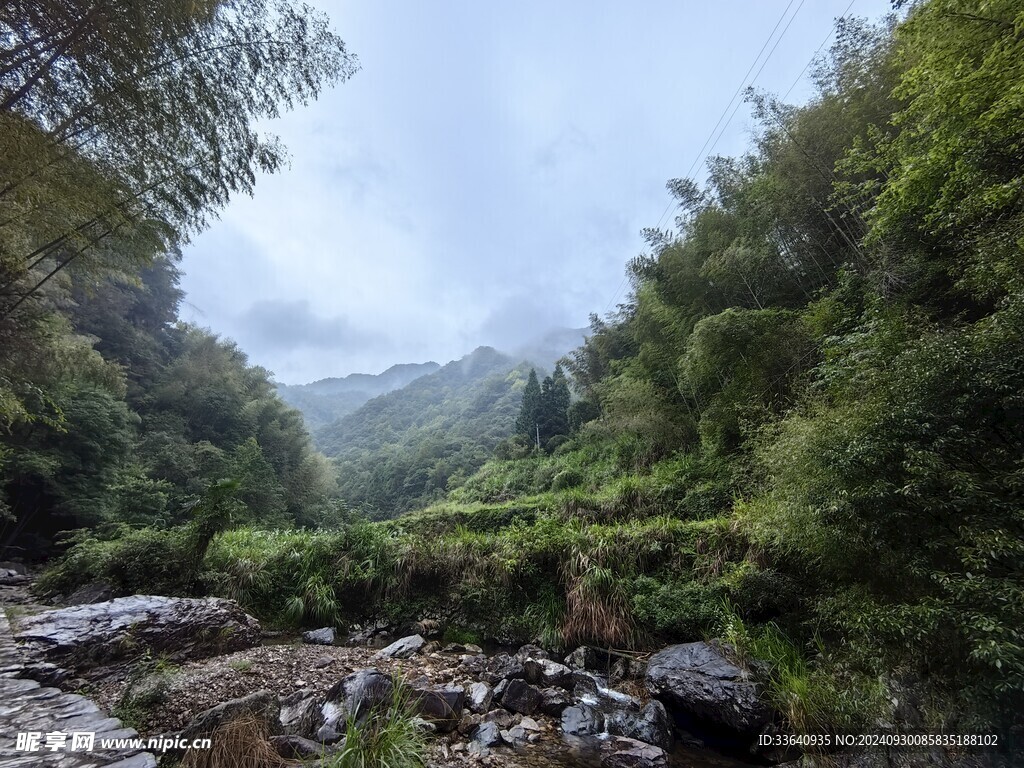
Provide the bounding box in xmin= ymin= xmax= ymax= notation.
xmin=551 ymin=469 xmax=584 ymax=491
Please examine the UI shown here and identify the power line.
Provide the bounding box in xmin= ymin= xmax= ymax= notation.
xmin=604 ymin=0 xmax=809 ymax=315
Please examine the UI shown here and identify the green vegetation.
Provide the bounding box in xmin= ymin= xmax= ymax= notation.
xmin=330 ymin=684 xmax=427 ymax=768
xmin=14 ymin=0 xmax=1024 ymax=745
xmin=317 ymin=347 xmax=535 ymax=517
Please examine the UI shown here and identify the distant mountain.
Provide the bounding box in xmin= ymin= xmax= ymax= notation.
xmin=276 ymin=362 xmax=440 ymax=432
xmin=316 ymin=347 xmax=531 ymax=518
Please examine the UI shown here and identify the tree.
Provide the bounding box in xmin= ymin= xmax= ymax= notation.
xmin=1 ymin=0 xmax=359 ymax=316
xmin=538 ymin=363 xmax=571 ymax=449
xmin=515 ymin=369 xmax=542 ymax=446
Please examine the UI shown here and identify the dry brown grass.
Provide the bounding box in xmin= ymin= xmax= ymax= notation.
xmin=558 ymin=546 xmax=639 ymax=649
xmin=180 ymin=713 xmax=294 ymax=768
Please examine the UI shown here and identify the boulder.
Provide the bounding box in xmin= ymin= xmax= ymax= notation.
xmin=524 ymin=657 xmax=573 ymax=689
xmin=13 ymin=596 xmax=260 ymax=675
xmin=601 ymin=736 xmax=669 ymax=768
xmin=540 ymin=686 xmax=573 ymax=716
xmin=372 ymin=634 xmax=425 ymax=659
xmin=645 ymin=641 xmax=771 ymax=736
xmin=317 ymin=668 xmax=394 ymax=742
xmin=411 ymin=684 xmax=465 ymax=731
xmin=179 ymin=690 xmax=280 ymax=741
xmin=279 ymin=689 xmax=320 ymax=737
xmin=302 ymin=627 xmax=336 ymax=645
xmin=482 ymin=653 xmax=526 ymax=685
xmin=501 ymin=679 xmax=542 ymax=715
xmin=466 ymin=681 xmax=493 ymax=714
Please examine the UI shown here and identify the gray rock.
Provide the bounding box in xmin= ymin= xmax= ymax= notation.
xmin=483 ymin=653 xmax=526 ymax=685
xmin=483 ymin=708 xmax=514 ymax=729
xmin=540 ymin=686 xmax=573 ymax=716
xmin=279 ymin=688 xmax=320 ymax=736
xmin=466 ymin=681 xmax=493 ymax=714
xmin=65 ymin=581 xmax=115 ymax=606
xmin=501 ymin=679 xmax=542 ymax=715
xmin=13 ymin=596 xmax=260 ymax=676
xmin=302 ymin=627 xmax=336 ymax=645
xmin=515 ymin=643 xmax=550 ymax=661
xmin=562 ymin=692 xmax=673 ymax=752
xmin=565 ymin=645 xmax=605 ymax=670
xmin=317 ymin=668 xmax=394 ymax=742
xmin=645 ymin=641 xmax=771 ymax=737
xmin=601 ymin=736 xmax=669 ymax=768
xmin=524 ymin=657 xmax=573 ymax=689
xmin=179 ymin=690 xmax=280 ymax=741
xmin=411 ymin=684 xmax=465 ymax=731
xmin=472 ymin=720 xmax=503 ymax=748
xmin=493 ymin=678 xmax=509 ymax=700
xmin=372 ymin=633 xmax=425 ymax=659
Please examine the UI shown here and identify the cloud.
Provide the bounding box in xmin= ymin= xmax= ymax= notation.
xmin=235 ymin=299 xmax=386 ymax=354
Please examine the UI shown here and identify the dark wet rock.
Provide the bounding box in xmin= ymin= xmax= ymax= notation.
xmin=483 ymin=652 xmax=526 ymax=685
xmin=524 ymin=657 xmax=573 ymax=689
xmin=540 ymin=686 xmax=573 ymax=716
xmin=411 ymin=684 xmax=464 ymax=731
xmin=610 ymin=656 xmax=648 ymax=685
xmin=270 ymin=734 xmax=339 ymax=759
xmin=302 ymin=627 xmax=336 ymax=645
xmin=472 ymin=720 xmax=503 ymax=748
xmin=601 ymin=736 xmax=669 ymax=768
xmin=515 ymin=643 xmax=551 ymax=661
xmin=493 ymin=678 xmax=509 ymax=700
xmin=572 ymin=669 xmax=608 ymax=697
xmin=179 ymin=690 xmax=280 ymax=741
xmin=317 ymin=668 xmax=394 ymax=742
xmin=565 ymin=645 xmax=605 ymax=671
xmin=645 ymin=641 xmax=771 ymax=737
xmin=65 ymin=582 xmax=115 ymax=606
xmin=372 ymin=633 xmax=425 ymax=659
xmin=561 ymin=703 xmax=605 ymax=737
xmin=501 ymin=679 xmax=542 ymax=715
xmin=13 ymin=596 xmax=260 ymax=676
xmin=279 ymin=688 xmax=320 ymax=736
xmin=466 ymin=681 xmax=493 ymax=714
xmin=562 ymin=691 xmax=673 ymax=752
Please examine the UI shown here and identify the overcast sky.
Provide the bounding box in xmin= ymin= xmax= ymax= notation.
xmin=178 ymin=0 xmax=894 ymax=385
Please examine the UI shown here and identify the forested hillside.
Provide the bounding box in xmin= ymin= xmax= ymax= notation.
xmin=317 ymin=347 xmax=534 ymax=517
xmin=276 ymin=362 xmax=440 ymax=433
xmin=18 ymin=0 xmax=1024 ymax=751
xmin=0 ymin=1 xmax=354 ymax=552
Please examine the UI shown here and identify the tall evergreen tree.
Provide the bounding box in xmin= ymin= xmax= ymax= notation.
xmin=538 ymin=364 xmax=571 ymax=446
xmin=515 ymin=369 xmax=542 ymax=445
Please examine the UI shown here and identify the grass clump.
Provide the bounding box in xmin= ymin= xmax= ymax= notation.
xmin=180 ymin=713 xmax=288 ymax=768
xmin=329 ymin=684 xmax=427 ymax=768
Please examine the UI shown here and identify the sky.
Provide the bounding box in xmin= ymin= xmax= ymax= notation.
xmin=178 ymin=0 xmax=894 ymax=385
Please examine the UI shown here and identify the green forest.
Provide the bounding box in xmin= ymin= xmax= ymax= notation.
xmin=2 ymin=0 xmax=1022 ymax=752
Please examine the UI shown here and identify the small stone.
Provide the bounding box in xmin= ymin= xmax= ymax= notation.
xmin=314 ymin=655 xmax=332 ymax=669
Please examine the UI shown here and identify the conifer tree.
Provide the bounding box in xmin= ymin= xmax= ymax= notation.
xmin=515 ymin=369 xmax=542 ymax=444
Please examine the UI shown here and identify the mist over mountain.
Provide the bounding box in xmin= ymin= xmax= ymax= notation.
xmin=276 ymin=362 xmax=440 ymax=432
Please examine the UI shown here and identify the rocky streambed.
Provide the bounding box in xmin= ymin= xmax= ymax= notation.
xmin=3 ymin=586 xmax=982 ymax=768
